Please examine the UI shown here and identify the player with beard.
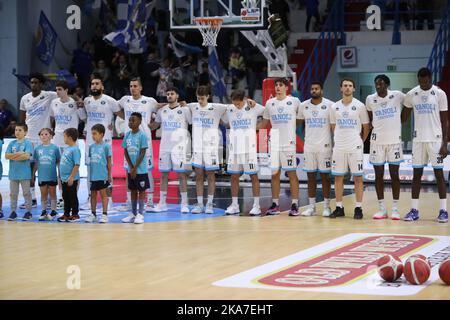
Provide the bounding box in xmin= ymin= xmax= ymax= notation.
xmin=79 ymin=74 xmax=123 ymax=211
xmin=297 ymin=82 xmax=334 ymax=217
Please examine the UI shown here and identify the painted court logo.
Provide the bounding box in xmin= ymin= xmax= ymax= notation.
xmin=214 ymin=233 xmax=450 ymax=296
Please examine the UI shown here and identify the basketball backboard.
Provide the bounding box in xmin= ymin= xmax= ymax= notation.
xmin=169 ymin=0 xmax=267 ymax=30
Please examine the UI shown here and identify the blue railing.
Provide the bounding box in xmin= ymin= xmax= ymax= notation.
xmin=427 ymin=4 xmax=450 ymax=84
xmin=296 ymin=0 xmax=345 ymax=100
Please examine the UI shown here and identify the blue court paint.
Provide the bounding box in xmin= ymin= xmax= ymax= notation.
xmin=0 ymin=204 xmax=225 ymax=224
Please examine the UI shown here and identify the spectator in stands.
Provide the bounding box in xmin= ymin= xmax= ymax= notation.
xmin=72 ymin=41 xmax=95 ymax=93
xmin=198 ymin=63 xmax=210 ymax=87
xmin=155 ymin=57 xmax=172 ymax=102
xmin=229 ymin=48 xmax=246 ymax=89
xmin=183 ymin=60 xmax=198 ymax=102
xmin=305 ymin=0 xmax=321 ymax=32
xmin=142 ymin=50 xmax=161 ymax=98
xmin=416 ymin=0 xmax=435 ymax=30
xmin=269 ymin=0 xmax=291 ymax=31
xmin=112 ymin=52 xmax=132 ymax=99
xmin=0 ymin=99 xmax=15 ymax=136
xmin=93 ymin=60 xmax=112 ymax=95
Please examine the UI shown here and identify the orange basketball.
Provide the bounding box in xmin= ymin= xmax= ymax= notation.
xmin=377 ymin=254 xmax=403 ymax=282
xmin=438 ymin=260 xmax=450 ymax=285
xmin=404 ymin=257 xmax=431 ymax=285
xmin=410 ymin=254 xmax=431 ymax=267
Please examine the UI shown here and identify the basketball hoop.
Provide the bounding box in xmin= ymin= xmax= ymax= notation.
xmin=194 ymin=17 xmax=224 ymax=47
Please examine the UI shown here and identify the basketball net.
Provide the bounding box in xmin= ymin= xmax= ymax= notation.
xmin=194 ymin=18 xmax=224 ymax=47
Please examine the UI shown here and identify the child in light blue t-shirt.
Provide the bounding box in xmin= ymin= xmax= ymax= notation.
xmin=5 ymin=123 xmax=33 ymax=221
xmin=58 ymin=128 xmax=81 ymax=222
xmin=85 ymin=124 xmax=112 ymax=224
xmin=32 ymin=128 xmax=61 ymax=221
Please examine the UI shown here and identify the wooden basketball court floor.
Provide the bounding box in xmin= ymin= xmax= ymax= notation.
xmin=0 ymin=178 xmax=448 ymax=300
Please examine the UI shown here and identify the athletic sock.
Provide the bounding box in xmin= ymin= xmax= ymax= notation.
xmin=138 ymin=199 xmax=145 ymax=215
xmin=355 ymin=202 xmax=362 ymax=208
xmin=197 ymin=196 xmax=203 ymax=205
xmin=131 ymin=200 xmax=137 ymax=215
xmin=324 ymin=198 xmax=330 ymax=209
xmin=411 ymin=199 xmax=419 ymax=210
xmin=207 ymin=195 xmax=214 ymax=204
xmin=50 ymin=200 xmax=57 ymax=211
xmin=253 ymin=197 xmax=260 ymax=206
xmin=309 ymin=197 xmax=316 ymax=208
xmin=273 ymin=199 xmax=279 ymax=205
xmin=440 ymin=199 xmax=448 ymax=211
xmin=181 ymin=192 xmax=188 ymax=205
xmin=160 ymin=191 xmax=167 ymax=205
xmin=392 ymin=199 xmax=399 ymax=210
xmin=378 ymin=200 xmax=386 ymax=211
xmin=292 ymin=199 xmax=298 ymax=206
xmin=336 ymin=202 xmax=343 ymax=208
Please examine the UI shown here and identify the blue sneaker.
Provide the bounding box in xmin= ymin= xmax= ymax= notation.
xmin=437 ymin=210 xmax=448 ymax=223
xmin=404 ymin=208 xmax=419 ymax=221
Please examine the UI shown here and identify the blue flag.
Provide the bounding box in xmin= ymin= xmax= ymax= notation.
xmin=208 ymin=47 xmax=227 ymax=100
xmin=36 ymin=11 xmax=57 ymax=66
xmin=103 ymin=0 xmax=151 ymax=54
xmin=169 ymin=33 xmax=203 ymax=58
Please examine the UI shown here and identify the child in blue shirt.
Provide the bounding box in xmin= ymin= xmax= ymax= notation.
xmin=58 ymin=128 xmax=81 ymax=222
xmin=5 ymin=123 xmax=33 ymax=221
xmin=85 ymin=124 xmax=112 ymax=224
xmin=0 ymin=127 xmax=4 ymax=218
xmin=121 ymin=112 xmax=149 ymax=225
xmin=32 ymin=128 xmax=61 ymax=221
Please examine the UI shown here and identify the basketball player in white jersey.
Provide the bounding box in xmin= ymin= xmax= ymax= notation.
xmin=80 ymin=74 xmax=123 ymax=210
xmin=221 ymin=89 xmax=265 ymax=216
xmin=19 ymin=73 xmax=57 ymax=208
xmin=329 ymin=78 xmax=370 ymax=219
xmin=50 ymin=80 xmax=87 ymax=207
xmin=149 ymin=86 xmax=192 ymax=213
xmin=402 ymin=67 xmax=448 ymax=223
xmin=187 ymin=86 xmax=228 ymax=214
xmin=258 ymin=78 xmax=301 ymax=216
xmin=297 ymin=81 xmax=333 ymax=217
xmin=118 ymin=78 xmax=159 ymax=211
xmin=366 ymin=75 xmax=406 ymax=220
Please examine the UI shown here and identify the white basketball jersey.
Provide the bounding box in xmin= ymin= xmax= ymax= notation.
xmin=404 ymin=85 xmax=448 ymax=142
xmin=188 ymin=103 xmax=227 ymax=153
xmin=222 ymin=103 xmax=264 ymax=155
xmin=155 ymin=105 xmax=192 ymax=153
xmin=366 ymin=90 xmax=405 ymax=145
xmin=297 ymin=98 xmax=334 ymax=152
xmin=20 ymin=91 xmax=57 ymax=139
xmin=84 ymin=94 xmax=120 ymax=145
xmin=330 ymin=98 xmax=370 ymax=152
xmin=263 ymin=96 xmax=301 ymax=152
xmin=50 ymin=97 xmax=87 ymax=147
xmin=119 ymin=95 xmax=158 ymax=139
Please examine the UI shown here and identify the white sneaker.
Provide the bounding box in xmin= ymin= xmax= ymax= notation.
xmin=301 ymin=206 xmax=316 ymax=217
xmin=147 ymin=203 xmax=168 ymax=212
xmin=121 ymin=213 xmax=135 ymax=223
xmin=373 ymin=209 xmax=388 ymax=220
xmin=84 ymin=214 xmax=96 ymax=223
xmin=225 ymin=204 xmax=240 ymax=215
xmin=249 ymin=204 xmax=261 ymax=216
xmin=322 ymin=207 xmax=332 ymax=217
xmin=134 ymin=214 xmax=144 ymax=224
xmin=99 ymin=214 xmax=108 ymax=224
xmin=180 ymin=204 xmax=190 ymax=214
xmin=80 ymin=197 xmax=91 ymax=211
xmin=191 ymin=203 xmax=204 ymax=214
xmin=117 ymin=201 xmax=132 ymax=212
xmin=205 ymin=202 xmax=214 ymax=214
xmin=391 ymin=208 xmax=401 ymax=220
